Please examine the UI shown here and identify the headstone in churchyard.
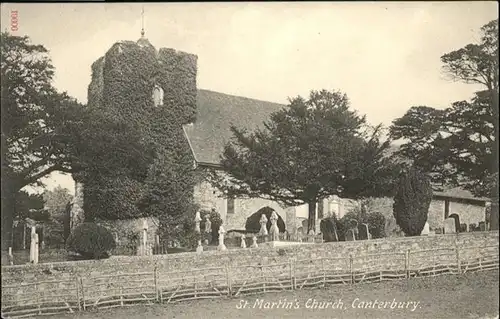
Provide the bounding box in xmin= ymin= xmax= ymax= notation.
xmin=460 ymin=223 xmax=467 ymax=233
xmin=240 ymin=235 xmax=247 ymax=248
xmin=269 ymin=212 xmax=280 ymax=241
xmin=444 ymin=218 xmax=456 ymax=234
xmin=204 ymin=215 xmax=211 ymax=245
xmin=358 ymin=223 xmax=369 ymax=240
xmin=29 ymin=226 xmax=37 ymax=263
xmin=345 ymin=229 xmax=356 ymax=241
xmin=194 ymin=211 xmax=202 ymax=233
xmin=259 ymin=214 xmax=268 ymax=236
xmin=320 ymin=218 xmax=338 ymax=242
xmin=420 ymin=222 xmax=430 ymax=235
xmin=217 ymin=226 xmax=227 ymax=251
xmin=448 ymin=214 xmax=461 ymax=232
xmin=196 ymin=239 xmax=203 ymax=253
xmin=250 ymin=235 xmax=258 ymax=248
xmin=479 ymin=221 xmax=486 ymax=231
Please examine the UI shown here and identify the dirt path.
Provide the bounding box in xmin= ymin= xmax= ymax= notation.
xmin=40 ymin=270 xmax=499 ymax=319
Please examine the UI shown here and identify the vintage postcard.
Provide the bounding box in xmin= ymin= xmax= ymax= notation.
xmin=1 ymin=2 xmax=498 ymax=319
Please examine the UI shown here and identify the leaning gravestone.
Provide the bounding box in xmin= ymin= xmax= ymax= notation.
xmin=320 ymin=218 xmax=338 ymax=242
xmin=345 ymin=229 xmax=356 ymax=241
xmin=420 ymin=222 xmax=430 ymax=235
xmin=357 ymin=223 xmax=369 ymax=240
xmin=444 ymin=218 xmax=456 ymax=234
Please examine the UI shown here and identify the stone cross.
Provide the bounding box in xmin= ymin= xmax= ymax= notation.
xmin=269 ymin=211 xmax=280 ymax=241
xmin=204 ymin=214 xmax=211 ymax=245
xmin=240 ymin=235 xmax=247 ymax=248
xmin=259 ymin=214 xmax=268 ymax=236
xmin=217 ymin=225 xmax=227 ymax=251
xmin=250 ymin=235 xmax=258 ymax=248
xmin=194 ymin=211 xmax=202 ymax=233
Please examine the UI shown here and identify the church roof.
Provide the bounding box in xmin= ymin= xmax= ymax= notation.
xmin=184 ymin=89 xmax=284 ymax=165
xmin=433 ymin=187 xmax=490 ymax=202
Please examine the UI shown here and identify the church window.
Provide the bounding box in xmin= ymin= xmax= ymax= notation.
xmin=227 ymin=197 xmax=235 ymax=214
xmin=152 ymin=85 xmax=164 ymax=107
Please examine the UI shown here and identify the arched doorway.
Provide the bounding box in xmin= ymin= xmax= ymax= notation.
xmin=245 ymin=207 xmax=286 ymax=233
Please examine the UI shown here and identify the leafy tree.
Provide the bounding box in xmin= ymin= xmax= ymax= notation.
xmin=393 ymin=168 xmax=433 ymax=236
xmin=42 ymin=186 xmax=73 ymax=245
xmin=390 ymin=19 xmax=499 ymax=230
xmin=1 ymin=32 xmax=82 ymax=249
xmin=209 ymin=90 xmax=400 ymax=234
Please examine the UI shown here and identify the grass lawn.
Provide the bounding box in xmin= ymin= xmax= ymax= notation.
xmin=41 ymin=270 xmax=499 ymax=319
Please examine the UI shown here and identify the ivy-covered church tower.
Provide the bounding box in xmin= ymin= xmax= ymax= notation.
xmin=71 ymin=29 xmax=198 ymax=230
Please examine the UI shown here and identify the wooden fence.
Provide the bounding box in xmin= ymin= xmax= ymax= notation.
xmin=1 ymin=244 xmax=498 ymax=318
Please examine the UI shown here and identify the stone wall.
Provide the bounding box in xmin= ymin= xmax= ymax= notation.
xmin=2 ymin=231 xmax=497 ymax=288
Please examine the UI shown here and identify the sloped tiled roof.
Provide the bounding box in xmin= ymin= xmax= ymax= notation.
xmin=183 ymin=89 xmax=285 ymax=165
xmin=433 ymin=186 xmax=490 ymax=202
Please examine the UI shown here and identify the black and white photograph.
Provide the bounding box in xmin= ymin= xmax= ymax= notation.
xmin=0 ymin=2 xmax=498 ymax=319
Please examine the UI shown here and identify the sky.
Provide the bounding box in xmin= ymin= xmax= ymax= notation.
xmin=1 ymin=2 xmax=498 ymax=195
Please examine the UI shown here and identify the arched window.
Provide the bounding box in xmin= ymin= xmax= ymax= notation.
xmin=152 ymin=85 xmax=164 ymax=107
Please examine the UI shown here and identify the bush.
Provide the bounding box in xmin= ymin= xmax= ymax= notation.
xmin=66 ymin=223 xmax=116 ymax=260
xmin=393 ymin=168 xmax=432 ymax=236
xmin=366 ymin=211 xmax=386 ymax=239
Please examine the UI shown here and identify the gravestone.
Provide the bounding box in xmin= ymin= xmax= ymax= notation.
xmin=420 ymin=222 xmax=430 ymax=235
xmin=204 ymin=215 xmax=211 ymax=245
xmin=444 ymin=218 xmax=456 ymax=234
xmin=217 ymin=226 xmax=227 ymax=251
xmin=259 ymin=214 xmax=268 ymax=236
xmin=240 ymin=235 xmax=246 ymax=248
xmin=479 ymin=221 xmax=486 ymax=231
xmin=320 ymin=218 xmax=338 ymax=242
xmin=448 ymin=214 xmax=461 ymax=232
xmin=459 ymin=223 xmax=467 ymax=233
xmin=345 ymin=229 xmax=356 ymax=241
xmin=469 ymin=223 xmax=477 ymax=232
xmin=250 ymin=235 xmax=258 ymax=248
xmin=269 ymin=212 xmax=280 ymax=241
xmin=357 ymin=223 xmax=369 ymax=240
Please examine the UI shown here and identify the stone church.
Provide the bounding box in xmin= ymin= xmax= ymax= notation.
xmin=71 ymin=31 xmax=489 ymax=242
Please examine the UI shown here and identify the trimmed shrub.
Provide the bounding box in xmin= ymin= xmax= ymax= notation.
xmin=66 ymin=223 xmax=116 ymax=260
xmin=393 ymin=168 xmax=433 ymax=236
